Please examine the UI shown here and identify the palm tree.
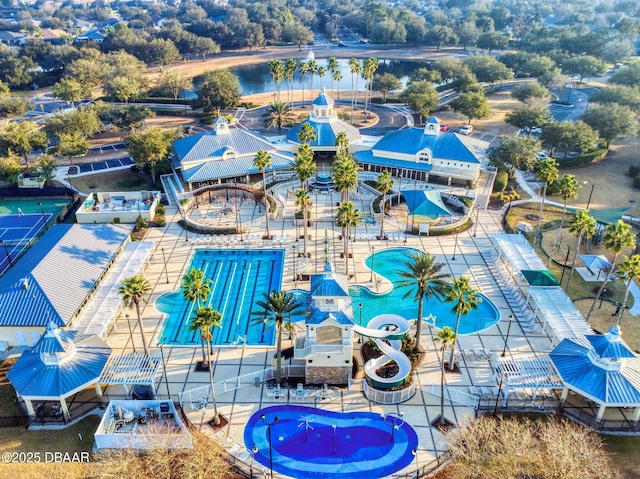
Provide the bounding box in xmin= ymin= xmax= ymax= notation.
xmin=181 ymin=267 xmax=213 ymax=364
xmin=190 ymin=306 xmax=222 ymax=425
xmin=317 ymin=66 xmax=326 ymax=88
xmin=334 ymin=131 xmax=349 ymax=154
xmin=396 ymin=253 xmax=449 ymax=351
xmin=297 ymin=122 xmax=317 ymax=145
xmin=327 ymin=57 xmax=339 ymax=95
xmin=375 ymin=170 xmax=394 ymax=239
xmin=266 ymin=101 xmax=294 ymax=135
xmin=292 ymin=143 xmax=316 ymax=190
xmin=254 ymin=150 xmax=272 ymax=239
xmin=348 ymin=58 xmax=361 ymax=124
xmin=295 ymin=189 xmax=312 ymax=257
xmin=550 ymin=174 xmax=580 ymax=260
xmin=535 ymin=158 xmax=559 ymax=241
xmin=284 ymin=59 xmax=297 ymax=107
xmin=444 ymin=276 xmax=482 ymax=370
xmin=268 ymin=59 xmax=285 ymax=102
xmin=616 ymin=254 xmax=640 ymax=325
xmin=566 ymin=209 xmax=596 ymax=291
xmin=436 ymin=326 xmax=456 ymax=427
xmin=299 ymin=61 xmax=309 ymax=106
xmin=333 ymin=70 xmax=343 ymax=101
xmin=586 ymin=220 xmax=636 ymax=320
xmin=362 ymin=57 xmax=378 ymax=119
xmin=335 ymin=201 xmax=360 ymax=277
xmin=119 ymin=274 xmax=152 ymax=356
xmin=254 ymin=291 xmax=305 ymax=386
xmin=333 ymin=153 xmax=359 ymax=203
xmin=308 ymin=59 xmax=318 ymax=96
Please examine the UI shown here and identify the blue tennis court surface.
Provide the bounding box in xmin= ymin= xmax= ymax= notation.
xmin=0 ymin=214 xmax=51 ymax=241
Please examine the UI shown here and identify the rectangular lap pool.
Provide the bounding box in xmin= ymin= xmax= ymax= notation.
xmin=157 ymin=249 xmax=285 ymax=346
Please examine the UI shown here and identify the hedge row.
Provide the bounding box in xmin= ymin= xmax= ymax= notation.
xmin=556 ymin=148 xmax=608 ymax=168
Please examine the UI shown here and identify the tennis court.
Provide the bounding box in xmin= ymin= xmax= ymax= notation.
xmin=0 ymin=199 xmax=69 ymax=275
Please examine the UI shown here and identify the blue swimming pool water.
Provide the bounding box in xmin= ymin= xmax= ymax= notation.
xmin=245 ymin=405 xmax=418 ymax=478
xmin=351 ymin=247 xmax=500 ymax=335
xmin=157 ymin=249 xmax=285 ymax=346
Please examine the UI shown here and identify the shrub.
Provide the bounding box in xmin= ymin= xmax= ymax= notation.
xmin=494 ymin=171 xmax=508 ymax=192
xmin=154 ymin=217 xmax=166 ymax=227
xmin=458 ymin=196 xmax=474 ymax=207
xmin=156 ymin=203 xmax=165 ymax=215
xmin=634 ymin=175 xmax=640 ymax=189
xmin=629 ymin=164 xmax=640 ymax=178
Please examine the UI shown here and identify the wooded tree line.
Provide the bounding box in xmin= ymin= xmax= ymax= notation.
xmin=1 ymin=0 xmax=639 ymax=92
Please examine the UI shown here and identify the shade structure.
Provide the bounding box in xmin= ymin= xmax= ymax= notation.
xmin=493 ymin=233 xmax=547 ymax=272
xmin=579 ymin=254 xmax=612 ymax=271
xmin=550 ymin=326 xmax=640 ymax=407
xmin=589 ymin=207 xmax=633 ymax=226
xmin=521 ymin=269 xmax=560 ymax=287
xmin=401 ymin=190 xmax=452 ymax=218
xmin=8 ymin=322 xmax=111 ymax=399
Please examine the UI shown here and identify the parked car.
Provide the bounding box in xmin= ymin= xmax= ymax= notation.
xmin=440 ymin=123 xmax=450 ymax=131
xmin=536 ymin=152 xmax=549 ymax=159
xmin=459 ymin=125 xmax=473 ymax=135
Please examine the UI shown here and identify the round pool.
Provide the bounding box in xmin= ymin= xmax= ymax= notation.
xmin=352 ymin=247 xmax=501 ymax=334
xmin=245 ymin=405 xmax=418 ymax=478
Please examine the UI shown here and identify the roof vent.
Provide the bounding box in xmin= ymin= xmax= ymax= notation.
xmin=20 ymin=277 xmax=29 ymax=291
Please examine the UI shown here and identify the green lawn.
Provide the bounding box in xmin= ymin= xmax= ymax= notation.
xmin=67 ymin=169 xmax=153 ymax=194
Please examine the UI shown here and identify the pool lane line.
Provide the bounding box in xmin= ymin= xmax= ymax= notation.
xmin=233 ymin=259 xmax=252 ymax=336
xmin=223 ymin=258 xmax=250 ymax=343
xmin=239 ymin=253 xmax=266 ymax=342
xmin=218 ymin=260 xmax=239 ymax=338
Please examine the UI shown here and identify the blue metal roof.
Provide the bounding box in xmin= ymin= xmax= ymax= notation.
xmin=313 ymin=88 xmax=334 ymax=106
xmin=354 ymin=150 xmax=433 ymax=172
xmin=550 ymin=333 xmax=640 ymax=406
xmin=173 ymin=127 xmax=279 ymax=164
xmin=310 ymin=263 xmax=350 ymax=297
xmin=372 ymin=127 xmax=484 ymax=164
xmin=287 ymin=119 xmax=360 ymax=147
xmin=588 ymin=325 xmax=636 ymax=359
xmin=0 ymin=224 xmax=132 ymax=327
xmin=7 ymin=324 xmax=111 ymax=398
xmin=306 ymin=309 xmax=352 ymax=325
xmin=181 ymin=151 xmax=295 ymax=183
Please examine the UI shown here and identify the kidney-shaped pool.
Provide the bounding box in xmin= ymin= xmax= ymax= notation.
xmin=244 ymin=405 xmax=419 ymax=478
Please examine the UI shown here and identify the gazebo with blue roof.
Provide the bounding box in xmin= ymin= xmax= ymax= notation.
xmin=7 ymin=322 xmax=112 ymax=421
xmin=550 ymin=325 xmax=640 ymax=423
xmin=294 ymin=263 xmax=354 ymax=385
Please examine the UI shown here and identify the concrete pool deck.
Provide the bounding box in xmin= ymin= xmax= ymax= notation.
xmin=104 ymin=182 xmax=559 ymax=477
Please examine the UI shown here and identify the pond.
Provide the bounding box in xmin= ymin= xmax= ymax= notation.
xmin=184 ymin=58 xmax=434 ymax=98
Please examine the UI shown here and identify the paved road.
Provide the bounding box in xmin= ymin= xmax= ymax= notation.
xmin=548 ymin=87 xmax=598 ymax=123
xmin=234 ymin=100 xmax=409 ymax=137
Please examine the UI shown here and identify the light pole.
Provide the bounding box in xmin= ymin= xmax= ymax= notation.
xmin=37 ymin=202 xmax=48 ymax=231
xmin=583 ymin=180 xmax=595 ymax=210
xmin=358 ymin=303 xmax=363 ymax=326
xmin=293 ymin=245 xmax=297 ymax=287
xmin=370 ymin=247 xmax=375 ymax=283
xmin=501 ymin=314 xmax=513 ymax=357
xmin=159 ymin=338 xmax=170 ymax=398
xmin=412 ymin=448 xmax=419 ymax=478
xmin=182 ymin=208 xmax=189 ymax=242
xmin=451 ymin=225 xmax=460 ymax=260
xmin=161 ymin=248 xmax=169 ymax=284
xmin=251 ymin=445 xmax=258 ymax=479
xmin=0 ymin=240 xmax=12 ymax=268
xmin=261 ymin=414 xmax=279 ymax=479
xmin=560 ymin=245 xmax=571 ymax=286
xmin=473 ymin=204 xmax=480 ymax=237
xmin=381 ymin=412 xmax=404 ymax=443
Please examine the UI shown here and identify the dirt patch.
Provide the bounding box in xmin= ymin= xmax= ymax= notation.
xmin=560 ymin=136 xmax=640 ymax=209
xmin=436 ymin=89 xmax=521 ymax=136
